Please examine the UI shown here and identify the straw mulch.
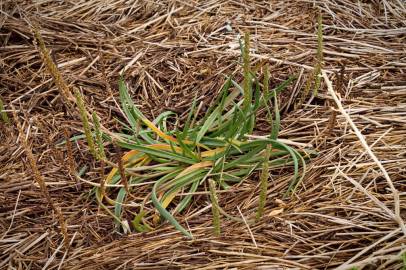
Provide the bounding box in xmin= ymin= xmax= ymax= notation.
xmin=1 ymin=1 xmax=405 ymax=269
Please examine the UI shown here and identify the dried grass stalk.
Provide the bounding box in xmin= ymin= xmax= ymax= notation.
xmin=322 ymin=70 xmax=406 ymax=236
xmin=11 ymin=107 xmax=69 ymax=250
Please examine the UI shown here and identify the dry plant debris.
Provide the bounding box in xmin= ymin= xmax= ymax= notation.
xmin=1 ymin=0 xmax=406 ymax=269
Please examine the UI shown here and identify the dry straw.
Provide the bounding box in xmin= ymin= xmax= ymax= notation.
xmin=63 ymin=127 xmax=75 ymax=175
xmin=11 ymin=107 xmax=69 ymax=250
xmin=322 ymin=70 xmax=406 ymax=236
xmin=0 ymin=97 xmax=10 ymax=124
xmin=2 ymin=1 xmax=406 ymax=269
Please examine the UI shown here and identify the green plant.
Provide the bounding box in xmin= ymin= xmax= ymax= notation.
xmin=92 ymin=33 xmax=310 ymax=238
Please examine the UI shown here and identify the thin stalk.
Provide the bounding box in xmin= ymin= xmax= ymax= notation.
xmin=256 ymin=144 xmax=271 ymax=221
xmin=33 ymin=27 xmax=72 ymax=103
xmin=92 ymin=111 xmax=106 ymax=160
xmin=209 ymin=179 xmax=221 ymax=236
xmin=74 ymin=88 xmax=96 ymax=158
xmin=242 ymin=32 xmax=251 ymax=111
xmin=313 ymin=11 xmax=324 ymax=96
xmin=63 ymin=127 xmax=78 ymax=187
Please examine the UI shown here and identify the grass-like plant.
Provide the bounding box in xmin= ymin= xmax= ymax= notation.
xmin=93 ymin=33 xmax=310 ymax=238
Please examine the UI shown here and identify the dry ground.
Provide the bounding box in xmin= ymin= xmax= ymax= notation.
xmin=1 ymin=0 xmax=406 ymax=269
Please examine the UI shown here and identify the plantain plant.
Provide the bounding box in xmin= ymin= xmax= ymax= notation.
xmin=90 ymin=33 xmax=311 ymax=238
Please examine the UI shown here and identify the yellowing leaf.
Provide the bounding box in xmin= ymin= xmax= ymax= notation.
xmin=160 ymin=161 xmax=213 ymax=209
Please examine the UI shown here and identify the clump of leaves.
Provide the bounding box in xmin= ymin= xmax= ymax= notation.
xmin=94 ymin=33 xmax=311 ymax=238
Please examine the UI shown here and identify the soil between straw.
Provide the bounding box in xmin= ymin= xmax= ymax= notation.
xmin=1 ymin=1 xmax=406 ymax=269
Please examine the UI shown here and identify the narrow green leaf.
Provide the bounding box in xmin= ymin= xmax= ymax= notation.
xmin=175 ymin=131 xmax=199 ymax=161
xmin=175 ymin=179 xmax=200 ymax=214
xmin=182 ymin=93 xmax=198 ymax=139
xmin=128 ymin=145 xmax=196 ymax=165
xmin=114 ymin=187 xmax=127 ymax=229
xmin=151 ymin=175 xmax=193 ymax=238
xmin=195 ymin=107 xmax=220 ymax=145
